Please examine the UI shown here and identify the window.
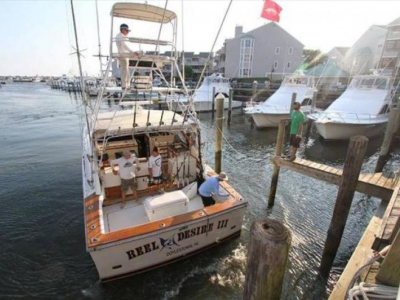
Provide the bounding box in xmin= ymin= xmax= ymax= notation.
xmin=275 ymin=47 xmax=280 ymax=54
xmin=274 ymin=61 xmax=278 ymax=69
xmin=386 ymin=40 xmax=400 ymax=51
xmin=239 ymin=37 xmax=255 ymax=78
xmin=286 ymin=62 xmax=291 ymax=69
xmin=379 ymin=104 xmax=389 ymax=115
xmin=288 ymin=47 xmax=293 ymax=55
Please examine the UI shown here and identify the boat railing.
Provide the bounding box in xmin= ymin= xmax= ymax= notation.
xmin=315 ymin=111 xmax=388 ymax=123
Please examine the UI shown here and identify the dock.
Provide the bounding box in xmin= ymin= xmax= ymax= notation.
xmin=273 ymin=157 xmax=398 ymax=201
xmin=267 ymin=118 xmax=400 ymax=299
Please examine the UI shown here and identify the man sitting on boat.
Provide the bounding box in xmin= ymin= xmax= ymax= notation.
xmin=199 ymin=172 xmax=229 ymax=207
xmin=148 ymin=147 xmax=162 ymax=185
xmin=287 ymin=102 xmax=306 ymax=161
xmin=111 ymin=150 xmax=140 ymax=208
xmin=115 ymin=23 xmax=142 ymax=90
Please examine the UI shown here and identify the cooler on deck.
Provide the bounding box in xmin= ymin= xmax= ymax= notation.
xmin=144 ymin=191 xmax=189 ymax=221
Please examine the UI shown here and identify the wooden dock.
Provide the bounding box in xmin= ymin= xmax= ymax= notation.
xmin=273 ymin=157 xmax=398 ymax=201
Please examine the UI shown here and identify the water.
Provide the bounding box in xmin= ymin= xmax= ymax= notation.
xmin=1 ymin=84 xmax=398 ymax=299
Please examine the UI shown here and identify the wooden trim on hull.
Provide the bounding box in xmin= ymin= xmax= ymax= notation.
xmin=100 ymin=230 xmax=242 ymax=282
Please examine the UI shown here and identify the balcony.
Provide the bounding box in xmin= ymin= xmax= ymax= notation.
xmin=382 ymin=50 xmax=399 ymax=58
xmin=387 ymin=31 xmax=400 ymax=40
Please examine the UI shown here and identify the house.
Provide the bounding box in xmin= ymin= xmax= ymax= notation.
xmin=341 ymin=25 xmax=387 ymax=75
xmin=379 ymin=17 xmax=400 ymax=77
xmin=216 ymin=23 xmax=304 ymax=79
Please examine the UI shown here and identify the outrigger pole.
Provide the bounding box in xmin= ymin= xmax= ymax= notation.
xmin=70 ymin=0 xmax=92 ymax=148
xmin=94 ymin=0 xmax=103 ymax=77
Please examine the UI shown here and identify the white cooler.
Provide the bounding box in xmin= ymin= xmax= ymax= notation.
xmin=144 ymin=191 xmax=189 ymax=221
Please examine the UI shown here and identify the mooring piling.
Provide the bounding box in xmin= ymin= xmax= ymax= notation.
xmin=215 ymin=93 xmax=224 ymax=174
xmin=376 ymin=227 xmax=400 ymax=286
xmin=319 ymin=135 xmax=369 ymax=277
xmin=268 ymin=119 xmax=288 ymax=207
xmin=304 ymin=91 xmax=318 ymax=142
xmin=211 ymin=86 xmax=216 ymax=120
xmin=375 ymin=108 xmax=399 ymax=173
xmin=243 ymin=219 xmax=291 ymax=300
xmin=228 ymin=88 xmax=233 ymax=126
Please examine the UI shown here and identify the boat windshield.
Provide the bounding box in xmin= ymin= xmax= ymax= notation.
xmin=350 ymin=77 xmax=389 ymax=90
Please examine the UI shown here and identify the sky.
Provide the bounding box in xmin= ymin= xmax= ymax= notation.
xmin=0 ymin=0 xmax=400 ymax=76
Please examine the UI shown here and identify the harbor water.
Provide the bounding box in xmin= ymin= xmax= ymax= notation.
xmin=1 ymin=84 xmax=399 ymax=299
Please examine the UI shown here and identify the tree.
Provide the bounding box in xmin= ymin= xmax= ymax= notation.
xmin=301 ymin=49 xmax=328 ymax=70
xmin=184 ymin=65 xmax=193 ymax=81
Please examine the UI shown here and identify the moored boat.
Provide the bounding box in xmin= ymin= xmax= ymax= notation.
xmin=245 ymin=74 xmax=317 ymax=128
xmin=81 ymin=2 xmax=248 ymax=282
xmin=311 ymin=75 xmax=393 ymax=140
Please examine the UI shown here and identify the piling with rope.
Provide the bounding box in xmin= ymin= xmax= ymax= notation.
xmin=268 ymin=119 xmax=287 ymax=207
xmin=215 ymin=93 xmax=224 ymax=174
xmin=243 ymin=219 xmax=291 ymax=300
xmin=375 ymin=108 xmax=399 ymax=173
xmin=319 ymin=135 xmax=369 ymax=277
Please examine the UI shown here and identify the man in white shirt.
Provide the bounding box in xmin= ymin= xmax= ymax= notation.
xmin=148 ymin=147 xmax=163 ymax=185
xmin=111 ymin=149 xmax=140 ymax=208
xmin=115 ymin=24 xmax=142 ymax=90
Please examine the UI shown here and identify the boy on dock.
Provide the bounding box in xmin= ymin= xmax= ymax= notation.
xmin=288 ymin=102 xmax=306 ymax=161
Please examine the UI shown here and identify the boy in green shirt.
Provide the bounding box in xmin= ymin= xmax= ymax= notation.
xmin=288 ymin=102 xmax=306 ymax=161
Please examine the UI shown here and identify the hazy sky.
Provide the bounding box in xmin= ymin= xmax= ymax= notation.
xmin=1 ymin=0 xmax=400 ymax=76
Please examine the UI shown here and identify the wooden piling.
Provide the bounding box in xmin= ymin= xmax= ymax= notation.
xmin=252 ymin=81 xmax=257 ymax=101
xmin=211 ymin=86 xmax=216 ymax=120
xmin=289 ymin=92 xmax=297 ymax=114
xmin=215 ymin=94 xmax=224 ymax=174
xmin=228 ymin=89 xmax=233 ymax=125
xmin=243 ymin=219 xmax=291 ymax=300
xmin=304 ymin=91 xmax=318 ymax=142
xmin=375 ymin=108 xmax=398 ymax=173
xmin=319 ymin=135 xmax=369 ymax=277
xmin=268 ymin=119 xmax=287 ymax=207
xmin=376 ymin=228 xmax=400 ymax=286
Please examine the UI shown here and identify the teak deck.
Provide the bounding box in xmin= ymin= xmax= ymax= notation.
xmin=273 ymin=157 xmax=398 ymax=201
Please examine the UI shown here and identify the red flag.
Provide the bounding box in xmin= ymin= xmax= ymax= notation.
xmin=261 ymin=0 xmax=282 ymax=22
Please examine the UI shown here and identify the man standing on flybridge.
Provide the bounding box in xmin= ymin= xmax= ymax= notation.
xmin=111 ymin=150 xmax=140 ymax=208
xmin=115 ymin=23 xmax=142 ymax=90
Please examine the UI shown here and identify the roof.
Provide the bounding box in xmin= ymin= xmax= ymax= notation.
xmin=305 ymin=63 xmax=350 ymax=77
xmin=111 ymin=3 xmax=176 ymax=23
xmin=228 ymin=22 xmax=304 ymax=47
xmin=388 ymin=17 xmax=400 ymax=27
xmin=334 ymin=47 xmax=350 ymax=56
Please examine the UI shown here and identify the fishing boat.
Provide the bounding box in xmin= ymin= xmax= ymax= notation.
xmin=311 ymin=75 xmax=393 ymax=140
xmin=81 ymin=2 xmax=247 ymax=282
xmin=168 ymin=73 xmax=243 ymax=112
xmin=245 ymin=74 xmax=317 ymax=128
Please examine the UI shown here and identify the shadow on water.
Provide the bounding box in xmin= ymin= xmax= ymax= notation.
xmin=0 ymin=85 xmax=398 ymax=300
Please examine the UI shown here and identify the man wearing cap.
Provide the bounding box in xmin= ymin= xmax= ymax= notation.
xmin=111 ymin=150 xmax=140 ymax=208
xmin=198 ymin=172 xmax=230 ymax=207
xmin=115 ymin=24 xmax=142 ymax=90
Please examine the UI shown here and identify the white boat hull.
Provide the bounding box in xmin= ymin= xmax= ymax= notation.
xmin=171 ymin=100 xmax=243 ymax=113
xmin=251 ymin=113 xmax=289 ymax=128
xmin=315 ymin=121 xmax=387 ymax=140
xmin=89 ymin=204 xmax=247 ymax=281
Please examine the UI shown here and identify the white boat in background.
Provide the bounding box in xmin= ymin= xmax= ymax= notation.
xmin=168 ymin=74 xmax=243 ymax=112
xmin=246 ymin=75 xmax=317 ymax=128
xmin=33 ymin=75 xmax=42 ymax=83
xmin=311 ymin=75 xmax=393 ymax=140
xmin=81 ymin=3 xmax=247 ymax=282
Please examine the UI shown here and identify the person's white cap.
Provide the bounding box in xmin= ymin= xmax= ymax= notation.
xmin=123 ymin=149 xmax=131 ymax=156
xmin=218 ymin=172 xmax=228 ymax=181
